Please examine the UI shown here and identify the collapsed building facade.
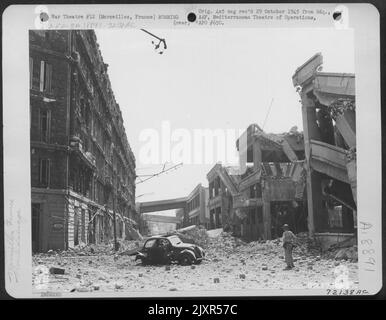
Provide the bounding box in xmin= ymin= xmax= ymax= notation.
xmin=234 ymin=124 xmax=307 ymax=240
xmin=30 ymin=30 xmax=136 ymax=252
xmin=203 ymin=53 xmax=356 ymax=246
xmin=206 ymin=124 xmax=307 ymax=241
xmin=292 ymin=53 xmax=356 ymax=248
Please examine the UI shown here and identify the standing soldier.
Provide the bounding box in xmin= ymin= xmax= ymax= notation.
xmin=282 ymin=224 xmax=296 ymax=270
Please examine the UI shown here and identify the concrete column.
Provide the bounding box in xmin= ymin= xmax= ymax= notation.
xmin=306 ymin=170 xmax=328 ymax=233
xmin=301 ymin=94 xmax=322 ymax=235
xmin=238 ymin=132 xmax=248 ymax=175
xmin=346 ymin=159 xmax=357 ymax=205
xmin=335 ymin=110 xmax=356 ymax=148
xmin=263 ymin=200 xmax=271 ymax=240
xmin=252 ymin=141 xmax=262 ymax=171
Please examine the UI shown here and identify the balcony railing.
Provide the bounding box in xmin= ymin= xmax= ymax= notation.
xmin=69 ymin=137 xmax=96 ymax=169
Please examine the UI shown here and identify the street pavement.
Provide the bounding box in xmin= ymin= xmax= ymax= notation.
xmin=32 ymin=231 xmax=358 ymax=293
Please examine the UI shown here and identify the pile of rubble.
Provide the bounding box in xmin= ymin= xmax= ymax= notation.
xmin=205 ymin=231 xmax=247 ymax=259
xmin=34 ymin=239 xmax=142 ymax=259
xmin=324 ymin=244 xmax=358 ymax=262
xmin=167 ymin=225 xmax=210 ymax=248
xmin=293 ymin=232 xmax=323 ymax=256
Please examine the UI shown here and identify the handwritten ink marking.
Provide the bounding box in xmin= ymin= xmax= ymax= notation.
xmin=141 ymin=29 xmax=167 ymax=55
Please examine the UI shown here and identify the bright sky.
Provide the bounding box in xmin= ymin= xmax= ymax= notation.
xmin=95 ymin=28 xmax=354 ymax=209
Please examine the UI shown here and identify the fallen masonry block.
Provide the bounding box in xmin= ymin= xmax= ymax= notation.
xmin=239 ymin=274 xmax=246 ymax=279
xmin=191 ymin=265 xmax=196 ymax=269
xmin=115 ymin=283 xmax=123 ymax=289
xmin=138 ymin=273 xmax=143 ymax=277
xmin=262 ymin=266 xmax=268 ymax=271
xmin=165 ymin=266 xmax=171 ymax=271
xmin=92 ymin=285 xmax=100 ymax=291
xmin=49 ymin=267 xmax=65 ymax=275
xmin=214 ymin=278 xmax=220 ymax=283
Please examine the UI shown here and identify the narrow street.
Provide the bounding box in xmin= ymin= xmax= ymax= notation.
xmin=33 ymin=230 xmax=358 ymax=293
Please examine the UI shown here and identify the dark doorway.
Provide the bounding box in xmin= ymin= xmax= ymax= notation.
xmin=209 ymin=209 xmax=215 ymax=229
xmin=74 ymin=210 xmax=79 ymax=246
xmin=270 ymin=201 xmax=308 ymax=238
xmin=215 ymin=207 xmax=222 ymax=228
xmin=88 ymin=209 xmax=95 ymax=244
xmin=32 ymin=203 xmax=41 ymax=253
xmin=81 ymin=209 xmax=86 ymax=243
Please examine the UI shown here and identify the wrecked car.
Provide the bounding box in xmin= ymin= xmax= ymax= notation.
xmin=132 ymin=235 xmax=205 ymax=265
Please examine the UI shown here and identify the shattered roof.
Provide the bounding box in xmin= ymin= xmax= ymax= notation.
xmin=237 ymin=123 xmax=304 ymax=151
xmin=224 ymin=166 xmax=241 ymax=185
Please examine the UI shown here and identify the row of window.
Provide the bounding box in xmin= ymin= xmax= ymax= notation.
xmin=188 ymin=216 xmax=200 ymax=226
xmin=209 ymin=176 xmax=221 ymax=199
xmin=187 ymin=194 xmax=200 ymax=213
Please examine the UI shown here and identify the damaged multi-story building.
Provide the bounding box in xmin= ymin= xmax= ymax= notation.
xmin=206 ymin=124 xmax=308 ymax=241
xmin=233 ymin=124 xmax=308 ymax=241
xmin=30 ymin=30 xmax=136 ymax=252
xmin=292 ymin=53 xmax=356 ymax=249
xmin=184 ymin=184 xmax=210 ymax=228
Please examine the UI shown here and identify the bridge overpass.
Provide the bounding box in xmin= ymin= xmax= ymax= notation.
xmin=137 ymin=197 xmax=188 ymax=225
xmin=138 ymin=197 xmax=187 ymax=213
xmin=142 ymin=214 xmax=182 ymax=224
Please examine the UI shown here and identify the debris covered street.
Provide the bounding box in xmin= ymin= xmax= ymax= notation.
xmin=27 ymin=31 xmax=360 ymax=296
xmin=33 ymin=228 xmax=358 ymax=293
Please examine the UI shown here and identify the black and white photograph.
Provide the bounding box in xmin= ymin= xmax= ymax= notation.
xmin=2 ymin=3 xmax=382 ymax=298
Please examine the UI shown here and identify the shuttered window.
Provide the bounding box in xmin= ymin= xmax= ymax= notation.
xmin=39 ymin=109 xmax=51 ymax=143
xmin=39 ymin=159 xmax=50 ymax=187
xmin=39 ymin=60 xmax=52 ymax=93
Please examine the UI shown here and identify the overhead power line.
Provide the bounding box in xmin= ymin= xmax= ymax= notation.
xmin=262 ymin=98 xmax=274 ymax=130
xmin=136 ymin=162 xmax=183 ymax=185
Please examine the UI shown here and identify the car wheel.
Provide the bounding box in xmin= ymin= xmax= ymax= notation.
xmin=180 ymin=253 xmax=194 ymax=266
